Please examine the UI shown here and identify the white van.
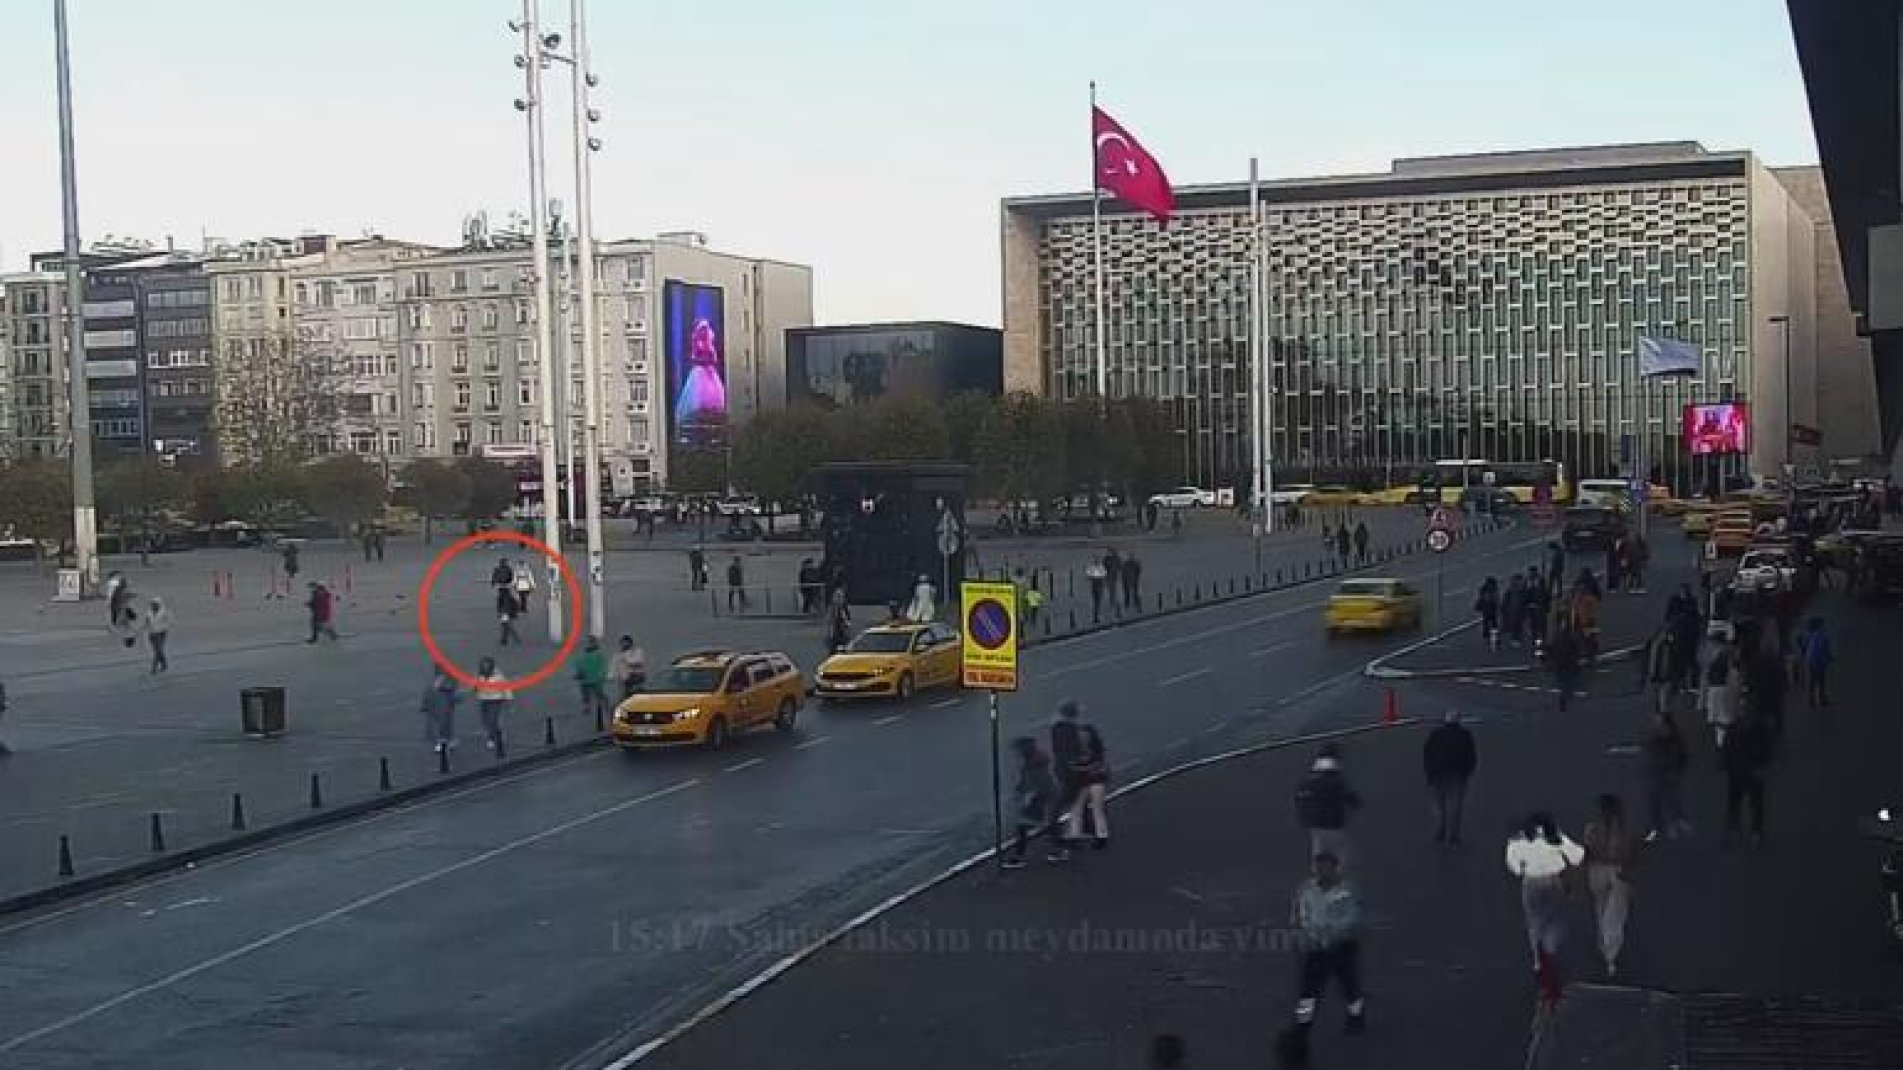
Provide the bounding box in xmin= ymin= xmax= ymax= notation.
xmin=1575 ymin=479 xmax=1631 ymax=509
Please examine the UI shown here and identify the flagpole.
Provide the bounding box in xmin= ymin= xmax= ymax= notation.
xmin=1248 ymin=157 xmax=1265 ymax=544
xmin=1090 ymin=81 xmax=1107 ymax=400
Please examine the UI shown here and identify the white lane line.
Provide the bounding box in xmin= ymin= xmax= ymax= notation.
xmin=1250 ymin=640 xmax=1298 ymax=659
xmin=1203 ymin=721 xmax=1229 ymax=735
xmin=928 ymin=697 xmax=962 ymax=709
xmin=723 ymin=758 xmax=765 ymax=774
xmin=1165 ymin=737 xmax=1190 ymax=750
xmin=0 ymin=778 xmax=702 ymax=1056
xmin=873 ymin=714 xmax=903 ymax=726
xmin=1157 ymin=668 xmax=1213 ymax=688
xmin=794 ymin=735 xmax=831 ymax=750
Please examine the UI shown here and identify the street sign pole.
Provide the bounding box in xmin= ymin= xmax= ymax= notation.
xmin=988 ymin=690 xmax=1002 ymax=866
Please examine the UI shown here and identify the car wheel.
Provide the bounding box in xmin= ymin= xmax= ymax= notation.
xmin=705 ymin=717 xmax=730 ymax=749
xmin=774 ymin=699 xmax=797 ymax=732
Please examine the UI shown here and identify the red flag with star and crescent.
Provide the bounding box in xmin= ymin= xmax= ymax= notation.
xmin=1092 ymin=105 xmax=1174 ymax=223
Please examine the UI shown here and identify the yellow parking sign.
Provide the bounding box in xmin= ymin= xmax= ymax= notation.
xmin=960 ymin=581 xmax=1019 ymax=691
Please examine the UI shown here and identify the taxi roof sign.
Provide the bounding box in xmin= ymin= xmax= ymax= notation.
xmin=960 ymin=581 xmax=1018 ymax=692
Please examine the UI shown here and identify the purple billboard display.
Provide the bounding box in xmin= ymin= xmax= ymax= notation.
xmin=662 ymin=280 xmax=728 ymax=446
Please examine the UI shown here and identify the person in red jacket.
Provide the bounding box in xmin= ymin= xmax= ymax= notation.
xmin=305 ymin=582 xmax=338 ymax=643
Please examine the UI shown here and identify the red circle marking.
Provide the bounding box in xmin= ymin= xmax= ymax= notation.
xmin=416 ymin=530 xmax=584 ymax=692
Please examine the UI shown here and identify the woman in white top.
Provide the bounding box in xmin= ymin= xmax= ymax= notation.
xmin=475 ymin=656 xmax=513 ymax=759
xmin=1506 ymin=811 xmax=1584 ymax=992
xmin=512 ymin=564 xmax=538 ymax=617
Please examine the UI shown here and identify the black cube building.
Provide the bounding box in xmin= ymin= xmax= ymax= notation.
xmin=787 ymin=322 xmax=1002 ymax=408
xmin=812 ymin=461 xmax=970 ymax=608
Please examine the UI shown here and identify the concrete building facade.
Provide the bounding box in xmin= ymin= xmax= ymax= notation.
xmin=0 ymin=273 xmax=69 ymax=459
xmin=1002 ymin=142 xmax=1868 ymax=492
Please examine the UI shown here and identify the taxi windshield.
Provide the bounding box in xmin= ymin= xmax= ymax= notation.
xmin=643 ymin=666 xmax=727 ymax=694
xmin=1336 ymin=580 xmax=1392 ymax=597
xmin=847 ymin=631 xmax=916 ymax=654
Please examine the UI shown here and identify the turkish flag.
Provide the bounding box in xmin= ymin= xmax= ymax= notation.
xmin=1092 ymin=106 xmax=1174 ymax=223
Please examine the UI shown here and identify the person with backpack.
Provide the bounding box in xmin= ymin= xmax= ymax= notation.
xmin=1050 ymin=700 xmax=1110 ymax=849
xmin=1295 ymin=743 xmax=1362 ymax=865
xmin=1001 ymin=736 xmax=1067 ymax=868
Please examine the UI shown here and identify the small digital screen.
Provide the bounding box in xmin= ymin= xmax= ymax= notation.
xmin=1683 ymin=402 xmax=1749 ymax=456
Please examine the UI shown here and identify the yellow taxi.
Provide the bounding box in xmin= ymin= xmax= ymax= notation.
xmin=611 ymin=649 xmax=805 ymax=749
xmin=1682 ymin=505 xmax=1718 ymax=538
xmin=1324 ymin=577 xmax=1423 ymax=635
xmin=1709 ymin=511 xmax=1756 ymax=555
xmin=814 ymin=622 xmax=963 ymax=701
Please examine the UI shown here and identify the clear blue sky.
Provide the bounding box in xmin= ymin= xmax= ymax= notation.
xmin=0 ymin=0 xmax=1818 ymax=326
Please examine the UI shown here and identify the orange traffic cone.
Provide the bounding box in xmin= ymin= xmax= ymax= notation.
xmin=1382 ymin=687 xmax=1399 ymax=725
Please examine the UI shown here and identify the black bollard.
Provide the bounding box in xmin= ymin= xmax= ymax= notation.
xmin=149 ymin=812 xmax=166 ymax=853
xmin=437 ymin=746 xmax=451 ymax=775
xmin=1069 ymin=608 xmax=1078 ymax=631
xmin=1176 ymin=587 xmax=1183 ymax=607
xmin=1155 ymin=591 xmax=1163 ymax=612
xmin=1277 ymin=568 xmax=1284 ymax=585
xmin=309 ymin=772 xmax=324 ymax=809
xmin=231 ymin=792 xmax=247 ymax=831
xmin=765 ymin=587 xmax=773 ymax=615
xmin=594 ymin=703 xmax=605 ymax=734
xmin=1042 ymin=614 xmax=1052 ymax=636
xmin=58 ymin=834 xmax=75 ymax=878
xmin=544 ymin=716 xmax=557 ymax=746
xmin=1229 ymin=578 xmax=1237 ymax=595
xmin=378 ymin=756 xmax=393 ymax=792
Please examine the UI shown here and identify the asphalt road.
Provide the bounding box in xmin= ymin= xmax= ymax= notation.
xmin=0 ymin=521 xmax=1547 ymax=1070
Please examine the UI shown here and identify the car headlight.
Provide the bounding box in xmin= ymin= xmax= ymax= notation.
xmin=671 ymin=707 xmax=702 ymax=723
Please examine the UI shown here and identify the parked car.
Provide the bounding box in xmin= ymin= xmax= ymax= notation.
xmin=1559 ymin=505 xmax=1626 ymax=551
xmin=1147 ymin=486 xmax=1218 ymax=509
xmin=715 ymin=496 xmax=762 ymax=517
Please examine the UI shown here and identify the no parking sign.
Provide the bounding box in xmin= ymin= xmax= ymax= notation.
xmin=960 ymin=581 xmax=1019 ymax=691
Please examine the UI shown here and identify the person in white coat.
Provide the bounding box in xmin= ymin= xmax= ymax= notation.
xmin=143 ymin=597 xmax=174 ymax=674
xmin=906 ymin=574 xmax=937 ymax=622
xmin=512 ymin=562 xmax=538 ymax=618
xmin=1506 ymin=812 xmax=1584 ymax=1004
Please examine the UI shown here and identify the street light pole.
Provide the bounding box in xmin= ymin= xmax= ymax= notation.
xmin=567 ymin=0 xmax=607 ymax=639
xmin=54 ymin=0 xmax=98 ymax=595
xmin=516 ymin=0 xmax=565 ymax=643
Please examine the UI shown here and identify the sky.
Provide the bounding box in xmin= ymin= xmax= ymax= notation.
xmin=0 ymin=0 xmax=1819 ymax=327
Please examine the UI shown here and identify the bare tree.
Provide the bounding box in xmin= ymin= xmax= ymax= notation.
xmin=213 ymin=328 xmax=350 ymax=465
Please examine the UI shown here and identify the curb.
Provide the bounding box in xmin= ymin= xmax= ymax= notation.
xmin=598 ymin=718 xmax=1422 ymax=1069
xmin=0 ymin=735 xmax=609 ymax=919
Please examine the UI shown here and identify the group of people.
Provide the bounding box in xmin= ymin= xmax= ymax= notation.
xmin=1317 ymin=520 xmax=1372 ymax=569
xmin=1000 ymin=700 xmax=1113 ymax=869
xmin=1084 ymin=547 xmax=1144 ymax=622
xmin=104 ymin=571 xmax=175 ymax=673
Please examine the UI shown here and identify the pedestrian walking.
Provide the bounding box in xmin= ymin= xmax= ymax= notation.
xmin=1295 ymin=744 xmax=1362 ymax=865
xmin=1102 ymin=548 xmax=1123 ymax=616
xmin=1546 ymin=542 xmax=1566 ymax=597
xmin=1797 ymin=616 xmax=1834 ymax=708
xmin=1644 ymin=627 xmax=1679 ymax=715
xmin=826 ymin=592 xmax=853 ymax=653
xmin=726 ymin=556 xmax=748 ymax=612
xmin=1050 ymin=700 xmax=1110 ymax=849
xmin=610 ymin=635 xmax=647 ymax=700
xmin=1353 ymin=520 xmax=1370 ymax=565
xmin=1703 ymin=630 xmax=1740 ymax=748
xmin=1001 ymin=736 xmax=1068 ymax=868
xmin=512 ymin=560 xmax=537 ymax=617
xmin=420 ymin=668 xmax=461 ymax=754
xmin=1641 ymin=711 xmax=1691 ymax=842
xmin=796 ymin=558 xmax=819 ymax=615
xmin=474 ymin=656 xmax=512 ymax=759
xmin=281 ymin=542 xmax=300 ymax=584
xmin=1084 ymin=558 xmax=1109 ymax=623
xmin=143 ymin=597 xmax=173 ymax=674
xmin=1121 ymin=552 xmax=1143 ymax=611
xmin=360 ymin=525 xmax=376 ymax=563
xmin=687 ymin=546 xmax=707 ymax=592
xmin=1423 ymin=711 xmax=1477 ymax=844
xmin=491 ymin=554 xmax=515 ymax=593
xmin=305 ymin=582 xmax=338 ymax=643
xmin=1501 ymin=573 xmax=1527 ymax=647
xmin=573 ymin=636 xmax=610 ymax=722
xmin=1744 ymin=644 xmax=1786 ymax=747
xmin=496 ymin=585 xmax=522 ymax=647
xmin=1605 ymin=536 xmax=1626 ymax=593
xmin=905 ymin=573 xmax=937 ymax=622
xmin=1626 ymin=534 xmax=1649 ymax=593
xmin=1290 ymin=850 xmax=1368 ymax=1036
xmin=1506 ymin=813 xmax=1585 ymax=1003
xmin=1550 ymin=625 xmax=1583 ymax=712
xmin=1582 ymin=793 xmax=1638 ymax=978
xmin=372 ymin=528 xmax=386 ymax=562
xmin=1474 ymin=577 xmax=1501 ymax=650
xmin=1334 ymin=525 xmax=1351 ymax=568
xmin=1721 ymin=712 xmax=1771 ymax=846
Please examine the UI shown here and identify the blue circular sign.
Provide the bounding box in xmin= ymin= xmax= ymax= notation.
xmin=966 ymin=599 xmax=1012 ymax=650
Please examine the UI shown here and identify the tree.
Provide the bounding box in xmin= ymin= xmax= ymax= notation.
xmin=1117 ymin=397 xmax=1180 ymax=501
xmin=453 ymin=457 xmax=518 ymax=520
xmin=730 ymin=408 xmax=832 ymax=530
xmin=0 ymin=458 xmax=74 ymax=554
xmin=213 ymin=329 xmax=350 ymax=465
xmin=973 ymin=392 xmax=1065 ymax=503
xmin=940 ymin=391 xmax=995 ymax=466
xmin=299 ymin=455 xmax=388 ymax=536
xmin=403 ymin=459 xmax=470 ymax=544
xmin=667 ymin=447 xmax=727 ymax=495
xmin=221 ymin=464 xmax=307 ymax=530
xmin=96 ymin=458 xmax=190 ymax=562
xmin=836 ymin=396 xmax=951 ymax=462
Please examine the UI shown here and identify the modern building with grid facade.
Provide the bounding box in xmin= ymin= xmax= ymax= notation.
xmin=1002 ymin=142 xmax=1879 ymax=494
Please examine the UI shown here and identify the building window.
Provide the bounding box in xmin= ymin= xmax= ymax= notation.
xmin=519 ymin=419 xmax=534 ymax=442
xmin=384 ymin=429 xmax=402 ymax=455
xmin=350 ymin=431 xmax=376 ymax=454
xmin=515 ymin=301 xmax=529 ymax=325
xmin=315 ymin=281 xmax=336 ymax=308
xmin=515 ymin=340 xmax=531 ymax=365
xmin=454 ymin=382 xmax=471 ymax=410
xmin=412 ymin=382 xmax=431 ymax=408
xmin=485 ymin=422 xmax=503 ymax=445
xmin=483 ymin=342 xmax=500 ymax=370
xmin=630 ymin=416 xmax=649 ymax=442
xmin=450 ymin=269 xmax=469 ymax=293
xmin=411 ymin=342 xmax=434 ymax=370
xmin=484 ymin=382 xmax=501 ymax=411
xmin=450 ymin=305 xmax=468 ymax=333
xmin=452 ymin=343 xmax=469 ymax=372
xmin=353 ymin=283 xmax=378 ymax=306
xmin=631 ymin=379 xmax=648 ymax=404
xmin=453 ymin=423 xmax=472 ymax=449
xmin=409 ymin=271 xmax=433 ymax=298
xmin=344 ymin=317 xmax=380 ymax=341
xmin=519 ymin=381 xmax=535 ymax=406
xmin=482 ymin=304 xmax=499 ymax=331
xmin=481 ymin=268 xmax=499 ymax=291
xmin=415 ymin=422 xmax=435 ymax=451
xmin=222 ymin=279 xmax=242 ymax=302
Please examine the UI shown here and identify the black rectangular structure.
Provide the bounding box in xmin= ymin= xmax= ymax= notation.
xmin=787 ymin=322 xmax=1002 ymax=409
xmin=811 ymin=461 xmax=971 ymax=608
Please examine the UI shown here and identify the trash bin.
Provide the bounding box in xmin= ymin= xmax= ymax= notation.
xmin=240 ymin=686 xmax=287 ymax=737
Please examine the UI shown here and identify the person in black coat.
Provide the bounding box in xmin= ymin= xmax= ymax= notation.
xmin=1422 ymin=711 xmax=1478 ymax=844
xmin=1721 ymin=713 xmax=1772 ymax=845
xmin=1295 ymin=743 xmax=1362 ymax=864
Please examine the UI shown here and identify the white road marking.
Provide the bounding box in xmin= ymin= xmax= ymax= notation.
xmin=1203 ymin=721 xmax=1228 ymax=735
xmin=873 ymin=714 xmax=903 ymax=726
xmin=794 ymin=735 xmax=831 ymax=750
xmin=928 ymin=697 xmax=962 ymax=709
xmin=0 ymin=778 xmax=702 ymax=1055
xmin=723 ymin=758 xmax=765 ymax=774
xmin=1157 ymin=668 xmax=1212 ymax=688
xmin=1165 ymin=737 xmax=1190 ymax=750
xmin=1250 ymin=640 xmax=1299 ymax=658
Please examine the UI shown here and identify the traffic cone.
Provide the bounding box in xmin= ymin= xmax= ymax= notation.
xmin=1382 ymin=688 xmax=1399 ymax=726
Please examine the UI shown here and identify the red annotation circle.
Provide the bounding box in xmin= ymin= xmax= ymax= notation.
xmin=416 ymin=529 xmax=583 ymax=692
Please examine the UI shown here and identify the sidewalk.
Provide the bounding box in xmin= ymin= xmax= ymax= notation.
xmin=633 ymin=591 xmax=1903 ymax=1070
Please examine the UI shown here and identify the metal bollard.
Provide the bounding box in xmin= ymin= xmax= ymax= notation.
xmin=765 ymin=587 xmax=773 ymax=615
xmin=149 ymin=812 xmax=166 ymax=853
xmin=309 ymin=772 xmax=324 ymax=809
xmin=378 ymin=756 xmax=393 ymax=792
xmin=1277 ymin=568 xmax=1284 ymax=585
xmin=1156 ymin=591 xmax=1163 ymax=612
xmin=58 ymin=834 xmax=75 ymax=878
xmin=594 ymin=702 xmax=605 ymax=734
xmin=1176 ymin=588 xmax=1183 ymax=607
xmin=1229 ymin=578 xmax=1236 ymax=595
xmin=544 ymin=716 xmax=557 ymax=746
xmin=1069 ymin=608 xmax=1078 ymax=631
xmin=437 ymin=746 xmax=451 ymax=775
xmin=231 ymin=792 xmax=248 ymax=831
